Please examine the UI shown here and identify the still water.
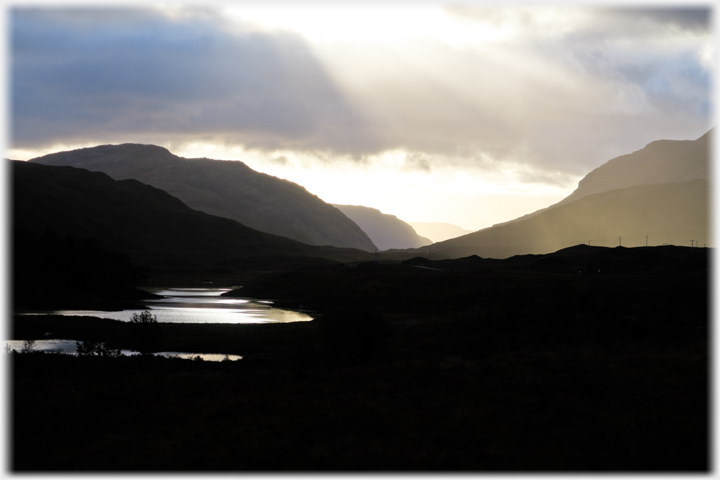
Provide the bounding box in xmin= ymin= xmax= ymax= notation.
xmin=11 ymin=288 xmax=312 ymax=360
xmin=4 ymin=339 xmax=243 ymax=362
xmin=22 ymin=288 xmax=313 ymax=324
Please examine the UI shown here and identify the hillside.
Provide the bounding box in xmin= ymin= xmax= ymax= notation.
xmin=407 ymin=130 xmax=711 ymax=259
xmin=504 ymin=129 xmax=711 ymax=227
xmin=559 ymin=129 xmax=710 ymax=206
xmin=12 ymin=161 xmax=372 ymax=272
xmin=418 ymin=180 xmax=708 ymax=259
xmin=333 ymin=204 xmax=431 ymax=250
xmin=29 ymin=144 xmax=377 ymax=251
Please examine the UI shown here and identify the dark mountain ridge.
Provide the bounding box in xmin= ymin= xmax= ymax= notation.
xmin=12 ymin=161 xmax=372 ymax=273
xmin=29 ymin=143 xmax=377 ymax=251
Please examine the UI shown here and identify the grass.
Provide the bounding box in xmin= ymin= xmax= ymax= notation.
xmin=11 ymin=340 xmax=706 ymax=471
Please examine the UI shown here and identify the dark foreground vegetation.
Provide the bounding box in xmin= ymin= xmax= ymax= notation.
xmin=12 ymin=245 xmax=709 ymax=471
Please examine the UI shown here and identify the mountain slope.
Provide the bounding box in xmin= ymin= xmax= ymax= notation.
xmin=497 ymin=129 xmax=711 ymax=228
xmin=332 ymin=204 xmax=431 ymax=250
xmin=422 ymin=179 xmax=708 ymax=259
xmin=12 ymin=161 xmax=372 ymax=270
xmin=413 ymin=129 xmax=712 ymax=259
xmin=558 ymin=129 xmax=710 ymax=206
xmin=29 ymin=144 xmax=377 ymax=251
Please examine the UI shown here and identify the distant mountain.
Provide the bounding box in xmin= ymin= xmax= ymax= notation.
xmin=408 ymin=222 xmax=474 ymax=243
xmin=12 ymin=161 xmax=372 ymax=271
xmin=332 ymin=205 xmax=431 ymax=251
xmin=29 ymin=144 xmax=377 ymax=252
xmin=410 ymin=130 xmax=711 ymax=259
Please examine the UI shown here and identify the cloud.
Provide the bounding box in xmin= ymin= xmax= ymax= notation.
xmin=11 ymin=7 xmax=381 ymax=155
xmin=10 ymin=5 xmax=713 ymax=182
xmin=271 ymin=155 xmax=289 ymax=167
xmin=403 ymin=152 xmax=432 ymax=173
xmin=593 ymin=7 xmax=710 ymax=34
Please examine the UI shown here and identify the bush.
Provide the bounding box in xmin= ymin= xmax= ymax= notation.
xmin=130 ymin=311 xmax=157 ymax=323
xmin=20 ymin=339 xmax=36 ymax=354
xmin=130 ymin=311 xmax=160 ymax=355
xmin=76 ymin=340 xmax=122 ymax=357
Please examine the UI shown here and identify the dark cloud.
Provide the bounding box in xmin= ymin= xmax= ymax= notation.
xmin=271 ymin=155 xmax=289 ymax=166
xmin=595 ymin=7 xmax=710 ymax=33
xmin=11 ymin=7 xmax=383 ymax=155
xmin=403 ymin=153 xmax=432 ymax=173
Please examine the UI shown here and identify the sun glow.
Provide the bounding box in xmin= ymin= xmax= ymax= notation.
xmin=165 ymin=142 xmax=576 ymax=230
xmin=223 ymin=5 xmax=514 ymax=46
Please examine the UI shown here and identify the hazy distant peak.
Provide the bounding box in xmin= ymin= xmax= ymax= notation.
xmin=408 ymin=222 xmax=475 ymax=243
xmin=333 ymin=204 xmax=431 ymax=251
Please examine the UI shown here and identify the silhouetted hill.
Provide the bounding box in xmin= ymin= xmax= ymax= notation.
xmin=332 ymin=204 xmax=431 ymax=250
xmin=409 ymin=222 xmax=475 ymax=243
xmin=12 ymin=161 xmax=372 ymax=273
xmin=412 ymin=179 xmax=708 ymax=259
xmin=29 ymin=144 xmax=377 ymax=251
xmin=230 ymin=243 xmax=708 ymax=320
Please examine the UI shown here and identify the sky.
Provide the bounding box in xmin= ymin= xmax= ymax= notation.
xmin=7 ymin=2 xmax=714 ymax=230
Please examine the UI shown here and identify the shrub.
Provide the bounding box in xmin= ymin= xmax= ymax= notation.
xmin=76 ymin=340 xmax=122 ymax=357
xmin=20 ymin=339 xmax=36 ymax=354
xmin=130 ymin=311 xmax=157 ymax=323
xmin=130 ymin=310 xmax=160 ymax=355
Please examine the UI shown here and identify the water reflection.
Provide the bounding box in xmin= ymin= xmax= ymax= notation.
xmin=20 ymin=288 xmax=312 ymax=324
xmin=4 ymin=339 xmax=242 ymax=362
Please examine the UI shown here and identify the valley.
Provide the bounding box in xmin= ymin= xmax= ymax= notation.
xmin=10 ymin=130 xmax=711 ymax=472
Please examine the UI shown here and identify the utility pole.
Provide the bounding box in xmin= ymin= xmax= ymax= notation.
xmin=646 ymin=235 xmax=648 ymax=247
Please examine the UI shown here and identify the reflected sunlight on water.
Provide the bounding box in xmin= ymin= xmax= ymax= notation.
xmin=18 ymin=288 xmax=313 ymax=324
